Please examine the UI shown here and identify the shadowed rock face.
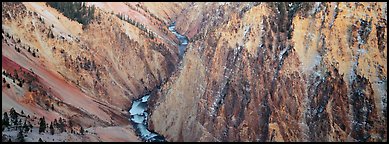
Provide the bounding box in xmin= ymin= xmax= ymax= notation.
xmin=128 ymin=22 xmax=188 ymax=142
xmin=149 ymin=2 xmax=387 ymax=142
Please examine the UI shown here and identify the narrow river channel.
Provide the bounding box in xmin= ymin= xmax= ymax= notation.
xmin=128 ymin=22 xmax=188 ymax=142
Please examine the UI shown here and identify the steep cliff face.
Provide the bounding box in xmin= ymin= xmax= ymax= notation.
xmin=2 ymin=2 xmax=386 ymax=142
xmin=149 ymin=2 xmax=387 ymax=142
xmin=2 ymin=1 xmax=179 ymax=119
xmin=2 ymin=2 xmax=184 ymax=142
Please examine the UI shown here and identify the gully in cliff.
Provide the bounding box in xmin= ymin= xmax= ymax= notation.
xmin=128 ymin=22 xmax=189 ymax=142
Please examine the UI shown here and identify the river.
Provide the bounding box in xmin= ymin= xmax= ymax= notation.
xmin=128 ymin=22 xmax=188 ymax=142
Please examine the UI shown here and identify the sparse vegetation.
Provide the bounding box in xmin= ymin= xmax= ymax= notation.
xmin=17 ymin=128 xmax=25 ymax=142
xmin=6 ymin=31 xmax=39 ymax=58
xmin=10 ymin=108 xmax=18 ymax=126
xmin=68 ymin=119 xmax=73 ymax=129
xmin=58 ymin=117 xmax=65 ymax=133
xmin=80 ymin=126 xmax=84 ymax=135
xmin=2 ymin=112 xmax=10 ymax=128
xmin=15 ymin=45 xmax=21 ymax=53
xmin=49 ymin=122 xmax=54 ymax=135
xmin=1 ymin=108 xmax=36 ymax=141
xmin=2 ymin=108 xmax=72 ymax=142
xmin=23 ymin=120 xmax=29 ymax=133
xmin=116 ymin=13 xmax=156 ymax=39
xmin=38 ymin=117 xmax=46 ymax=133
xmin=48 ymin=29 xmax=55 ymax=39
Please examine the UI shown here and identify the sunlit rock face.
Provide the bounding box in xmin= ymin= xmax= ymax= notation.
xmin=1 ymin=2 xmax=386 ymax=142
xmin=2 ymin=2 xmax=187 ymax=142
xmin=149 ymin=2 xmax=387 ymax=142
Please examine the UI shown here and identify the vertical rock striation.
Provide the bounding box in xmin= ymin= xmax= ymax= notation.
xmin=149 ymin=2 xmax=386 ymax=142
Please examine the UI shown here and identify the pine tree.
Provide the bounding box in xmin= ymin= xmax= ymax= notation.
xmin=81 ymin=3 xmax=87 ymax=24
xmin=23 ymin=120 xmax=29 ymax=133
xmin=82 ymin=2 xmax=86 ymax=10
xmin=14 ymin=70 xmax=18 ymax=80
xmin=9 ymin=108 xmax=18 ymax=125
xmin=58 ymin=117 xmax=64 ymax=132
xmin=38 ymin=117 xmax=46 ymax=133
xmin=47 ymin=2 xmax=94 ymax=25
xmin=53 ymin=118 xmax=58 ymax=128
xmin=58 ymin=117 xmax=62 ymax=129
xmin=90 ymin=5 xmax=95 ymax=19
xmin=49 ymin=122 xmax=54 ymax=135
xmin=38 ymin=138 xmax=43 ymax=142
xmin=17 ymin=118 xmax=22 ymax=130
xmin=28 ymin=121 xmax=33 ymax=132
xmin=80 ymin=126 xmax=84 ymax=135
xmin=17 ymin=128 xmax=25 ymax=142
xmin=68 ymin=119 xmax=73 ymax=129
xmin=2 ymin=112 xmax=9 ymax=127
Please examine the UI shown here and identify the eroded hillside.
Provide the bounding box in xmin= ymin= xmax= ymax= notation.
xmin=2 ymin=2 xmax=186 ymax=142
xmin=2 ymin=2 xmax=387 ymax=142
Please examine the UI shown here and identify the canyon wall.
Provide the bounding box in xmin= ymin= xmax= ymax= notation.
xmin=2 ymin=2 xmax=186 ymax=141
xmin=2 ymin=2 xmax=386 ymax=142
xmin=149 ymin=2 xmax=387 ymax=142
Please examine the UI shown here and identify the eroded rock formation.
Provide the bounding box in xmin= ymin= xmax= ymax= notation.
xmin=149 ymin=2 xmax=387 ymax=142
